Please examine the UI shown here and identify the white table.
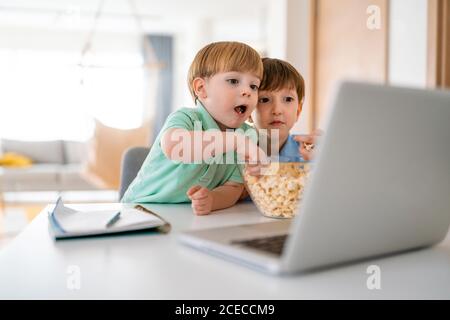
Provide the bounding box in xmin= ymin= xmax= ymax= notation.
xmin=1 ymin=202 xmax=450 ymax=299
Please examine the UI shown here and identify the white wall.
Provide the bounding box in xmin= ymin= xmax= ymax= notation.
xmin=389 ymin=0 xmax=428 ymax=88
xmin=266 ymin=0 xmax=287 ymax=59
xmin=286 ymin=0 xmax=311 ymax=134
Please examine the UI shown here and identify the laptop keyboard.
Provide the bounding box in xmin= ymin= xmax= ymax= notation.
xmin=231 ymin=234 xmax=288 ymax=256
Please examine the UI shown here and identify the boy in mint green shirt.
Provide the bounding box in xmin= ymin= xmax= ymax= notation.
xmin=122 ymin=41 xmax=267 ymax=215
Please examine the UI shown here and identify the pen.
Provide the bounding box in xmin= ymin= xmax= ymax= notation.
xmin=105 ymin=211 xmax=121 ymax=228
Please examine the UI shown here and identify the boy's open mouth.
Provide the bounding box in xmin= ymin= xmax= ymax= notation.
xmin=234 ymin=105 xmax=248 ymax=115
xmin=270 ymin=120 xmax=285 ymax=125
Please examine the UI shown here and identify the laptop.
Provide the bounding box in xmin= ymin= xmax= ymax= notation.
xmin=178 ymin=81 xmax=450 ymax=275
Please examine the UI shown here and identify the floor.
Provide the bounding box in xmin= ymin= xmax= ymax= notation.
xmin=0 ymin=190 xmax=118 ymax=251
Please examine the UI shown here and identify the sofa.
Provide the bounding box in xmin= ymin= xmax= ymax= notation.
xmin=0 ymin=139 xmax=99 ymax=192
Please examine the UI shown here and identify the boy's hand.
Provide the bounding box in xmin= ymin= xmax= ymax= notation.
xmin=245 ymin=163 xmax=271 ymax=176
xmin=294 ymin=129 xmax=323 ymax=161
xmin=186 ymin=185 xmax=213 ymax=216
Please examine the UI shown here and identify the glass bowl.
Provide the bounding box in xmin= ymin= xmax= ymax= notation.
xmin=242 ymin=161 xmax=312 ymax=219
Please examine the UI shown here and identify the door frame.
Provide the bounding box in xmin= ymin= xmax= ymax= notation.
xmin=308 ymin=0 xmax=390 ymax=129
xmin=427 ymin=0 xmax=450 ymax=88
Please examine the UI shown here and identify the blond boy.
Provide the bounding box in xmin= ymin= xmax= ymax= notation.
xmin=122 ymin=42 xmax=267 ymax=215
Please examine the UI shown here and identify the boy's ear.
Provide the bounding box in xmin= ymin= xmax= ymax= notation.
xmin=296 ymin=102 xmax=303 ymax=120
xmin=193 ymin=77 xmax=207 ymax=99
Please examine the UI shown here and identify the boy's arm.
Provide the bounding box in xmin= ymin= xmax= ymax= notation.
xmin=161 ymin=128 xmax=266 ymax=164
xmin=211 ymin=182 xmax=244 ymax=211
xmin=187 ymin=182 xmax=244 ymax=215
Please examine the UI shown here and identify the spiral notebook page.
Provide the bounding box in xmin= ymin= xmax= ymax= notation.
xmin=51 ymin=198 xmax=164 ymax=235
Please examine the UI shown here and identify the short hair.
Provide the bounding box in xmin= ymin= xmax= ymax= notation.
xmin=187 ymin=41 xmax=263 ymax=100
xmin=259 ymin=58 xmax=305 ymax=104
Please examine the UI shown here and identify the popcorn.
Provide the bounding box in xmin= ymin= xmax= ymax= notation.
xmin=304 ymin=142 xmax=315 ymax=152
xmin=243 ymin=162 xmax=311 ymax=219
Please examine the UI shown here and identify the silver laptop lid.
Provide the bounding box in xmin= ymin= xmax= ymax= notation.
xmin=282 ymin=82 xmax=450 ymax=273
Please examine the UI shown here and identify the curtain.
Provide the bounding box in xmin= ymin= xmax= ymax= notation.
xmin=145 ymin=35 xmax=174 ymax=145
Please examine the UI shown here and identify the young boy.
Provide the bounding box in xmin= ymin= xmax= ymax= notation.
xmin=121 ymin=41 xmax=267 ymax=215
xmin=249 ymin=57 xmax=321 ymax=165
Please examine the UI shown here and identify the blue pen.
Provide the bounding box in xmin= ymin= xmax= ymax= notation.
xmin=105 ymin=211 xmax=121 ymax=228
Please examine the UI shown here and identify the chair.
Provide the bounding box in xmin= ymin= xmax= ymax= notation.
xmin=118 ymin=147 xmax=150 ymax=200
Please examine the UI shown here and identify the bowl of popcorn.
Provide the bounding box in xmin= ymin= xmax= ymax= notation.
xmin=242 ymin=161 xmax=312 ymax=219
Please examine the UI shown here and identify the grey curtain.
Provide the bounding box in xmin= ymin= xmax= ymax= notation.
xmin=146 ymin=35 xmax=174 ymax=145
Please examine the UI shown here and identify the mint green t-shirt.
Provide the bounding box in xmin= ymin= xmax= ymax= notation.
xmin=121 ymin=102 xmax=256 ymax=203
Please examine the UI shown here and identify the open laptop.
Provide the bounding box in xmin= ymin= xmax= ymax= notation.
xmin=178 ymin=81 xmax=450 ymax=275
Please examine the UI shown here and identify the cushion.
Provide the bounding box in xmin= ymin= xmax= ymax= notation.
xmin=0 ymin=152 xmax=33 ymax=167
xmin=0 ymin=139 xmax=64 ymax=164
xmin=83 ymin=120 xmax=152 ymax=189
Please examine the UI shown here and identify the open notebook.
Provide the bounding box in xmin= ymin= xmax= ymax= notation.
xmin=48 ymin=197 xmax=170 ymax=239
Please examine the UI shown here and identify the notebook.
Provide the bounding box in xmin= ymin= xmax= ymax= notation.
xmin=48 ymin=197 xmax=170 ymax=239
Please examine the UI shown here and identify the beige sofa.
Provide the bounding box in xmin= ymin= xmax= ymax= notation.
xmin=0 ymin=139 xmax=98 ymax=192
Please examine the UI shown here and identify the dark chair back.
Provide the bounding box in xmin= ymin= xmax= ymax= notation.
xmin=119 ymin=146 xmax=150 ymax=200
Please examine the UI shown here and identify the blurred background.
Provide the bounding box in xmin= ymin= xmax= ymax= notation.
xmin=0 ymin=0 xmax=449 ymax=248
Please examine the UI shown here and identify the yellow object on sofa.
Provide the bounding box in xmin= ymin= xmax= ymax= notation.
xmin=0 ymin=152 xmax=33 ymax=167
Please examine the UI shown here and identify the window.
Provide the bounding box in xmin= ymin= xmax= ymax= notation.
xmin=0 ymin=49 xmax=145 ymax=141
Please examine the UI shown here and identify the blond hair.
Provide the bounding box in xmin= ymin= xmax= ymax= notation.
xmin=259 ymin=58 xmax=305 ymax=104
xmin=187 ymin=41 xmax=263 ymax=100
